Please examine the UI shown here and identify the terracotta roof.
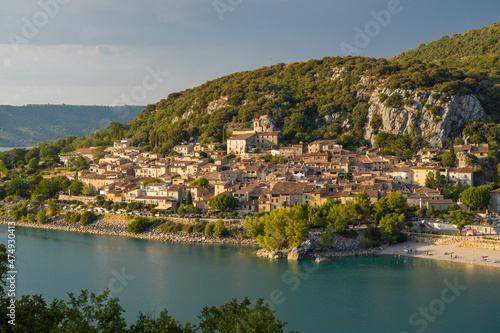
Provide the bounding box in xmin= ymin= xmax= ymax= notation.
xmin=228 ymin=133 xmax=256 ymax=141
xmin=271 ymin=182 xmax=314 ymax=195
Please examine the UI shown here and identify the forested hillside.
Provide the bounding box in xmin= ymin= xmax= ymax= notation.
xmin=394 ymin=22 xmax=500 ymax=71
xmin=0 ymin=105 xmax=143 ymax=147
xmin=16 ymin=22 xmax=500 ymax=158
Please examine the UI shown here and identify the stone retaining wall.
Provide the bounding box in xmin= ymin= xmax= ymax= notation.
xmin=409 ymin=234 xmax=500 ymax=251
xmin=58 ymin=194 xmax=96 ymax=204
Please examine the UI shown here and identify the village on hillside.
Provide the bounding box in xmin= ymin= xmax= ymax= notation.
xmin=57 ymin=116 xmax=499 ymax=234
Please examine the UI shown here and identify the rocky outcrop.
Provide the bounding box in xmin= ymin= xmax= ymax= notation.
xmin=206 ymin=96 xmax=229 ymax=114
xmin=182 ymin=109 xmax=194 ymax=119
xmin=330 ymin=67 xmax=349 ymax=81
xmin=287 ymin=239 xmax=315 ymax=260
xmin=324 ymin=111 xmax=347 ymax=124
xmin=255 ymin=232 xmax=378 ymax=261
xmin=254 ymin=115 xmax=279 ymax=132
xmin=363 ymin=88 xmax=489 ymax=146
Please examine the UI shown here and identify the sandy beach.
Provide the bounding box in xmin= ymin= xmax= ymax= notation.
xmin=380 ymin=241 xmax=500 ymax=268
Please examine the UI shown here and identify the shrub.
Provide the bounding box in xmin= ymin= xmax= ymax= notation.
xmin=9 ymin=202 xmax=28 ymax=221
xmin=230 ymin=227 xmax=243 ymax=238
xmin=80 ymin=211 xmax=97 ymax=225
xmin=378 ymin=93 xmax=388 ymax=103
xmin=188 ymin=221 xmax=207 ymax=233
xmin=27 ymin=213 xmax=36 ymax=223
xmin=439 ymin=97 xmax=449 ymax=104
xmin=360 ymin=239 xmax=381 ymax=248
xmin=181 ymin=221 xmax=207 ymax=234
xmin=63 ymin=212 xmax=72 ymax=222
xmin=385 ymin=94 xmax=403 ymax=108
xmin=429 ymin=105 xmax=442 ymax=117
xmin=158 ymin=221 xmax=182 ymax=234
xmin=213 ymin=220 xmax=228 ymax=237
xmin=403 ymin=98 xmax=414 ymax=107
xmin=69 ymin=212 xmax=81 ymax=224
xmin=370 ymin=113 xmax=383 ymax=132
xmin=182 ymin=224 xmax=194 ymax=233
xmin=127 ymin=217 xmax=152 ymax=234
xmin=364 ymin=225 xmax=382 ymax=242
xmin=319 ymin=229 xmax=334 ymax=250
xmin=37 ymin=209 xmax=47 ymax=224
xmin=205 ymin=222 xmax=215 ymax=237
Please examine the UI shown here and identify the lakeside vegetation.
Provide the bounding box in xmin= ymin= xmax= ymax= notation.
xmin=244 ymin=192 xmax=410 ymax=251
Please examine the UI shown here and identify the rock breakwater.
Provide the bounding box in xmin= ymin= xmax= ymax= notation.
xmin=0 ymin=215 xmax=257 ymax=246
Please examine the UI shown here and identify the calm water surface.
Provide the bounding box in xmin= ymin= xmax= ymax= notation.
xmin=1 ymin=225 xmax=498 ymax=333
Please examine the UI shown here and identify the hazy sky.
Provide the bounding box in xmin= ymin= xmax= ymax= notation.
xmin=0 ymin=0 xmax=498 ymax=106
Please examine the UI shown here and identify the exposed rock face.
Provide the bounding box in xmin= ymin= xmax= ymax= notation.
xmin=182 ymin=109 xmax=194 ymax=119
xmin=363 ymin=88 xmax=490 ymax=146
xmin=287 ymin=239 xmax=314 ymax=260
xmin=330 ymin=234 xmax=360 ymax=251
xmin=324 ymin=111 xmax=347 ymax=124
xmin=254 ymin=115 xmax=279 ymax=132
xmin=206 ymin=96 xmax=229 ymax=114
xmin=330 ymin=67 xmax=349 ymax=81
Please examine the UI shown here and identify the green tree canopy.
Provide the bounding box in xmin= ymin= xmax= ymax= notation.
xmin=37 ymin=209 xmax=47 ymax=224
xmin=460 ymin=185 xmax=492 ymax=210
xmin=189 ymin=177 xmax=210 ymax=189
xmin=425 ymin=170 xmax=448 ymax=190
xmin=441 ymin=152 xmax=456 ymax=167
xmin=208 ymin=193 xmax=238 ymax=212
xmin=447 ymin=209 xmax=475 ymax=234
xmin=379 ymin=213 xmax=407 ymax=244
xmin=373 ymin=191 xmax=408 ymax=223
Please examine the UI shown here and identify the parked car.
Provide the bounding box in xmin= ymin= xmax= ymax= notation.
xmin=466 ymin=229 xmax=477 ymax=236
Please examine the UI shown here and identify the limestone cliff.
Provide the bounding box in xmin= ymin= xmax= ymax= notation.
xmin=363 ymin=88 xmax=489 ymax=146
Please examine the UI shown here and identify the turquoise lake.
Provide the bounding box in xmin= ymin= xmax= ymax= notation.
xmin=1 ymin=225 xmax=498 ymax=333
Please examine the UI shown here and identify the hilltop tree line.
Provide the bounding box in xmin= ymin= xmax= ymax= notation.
xmin=395 ymin=22 xmax=500 ymax=72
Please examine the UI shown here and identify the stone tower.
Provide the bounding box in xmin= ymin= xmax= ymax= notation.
xmin=457 ymin=151 xmax=468 ymax=168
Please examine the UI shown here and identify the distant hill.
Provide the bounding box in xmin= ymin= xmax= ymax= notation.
xmin=394 ymin=22 xmax=500 ymax=71
xmin=0 ymin=105 xmax=144 ymax=147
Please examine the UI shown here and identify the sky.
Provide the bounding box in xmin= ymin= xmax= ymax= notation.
xmin=0 ymin=0 xmax=498 ymax=106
